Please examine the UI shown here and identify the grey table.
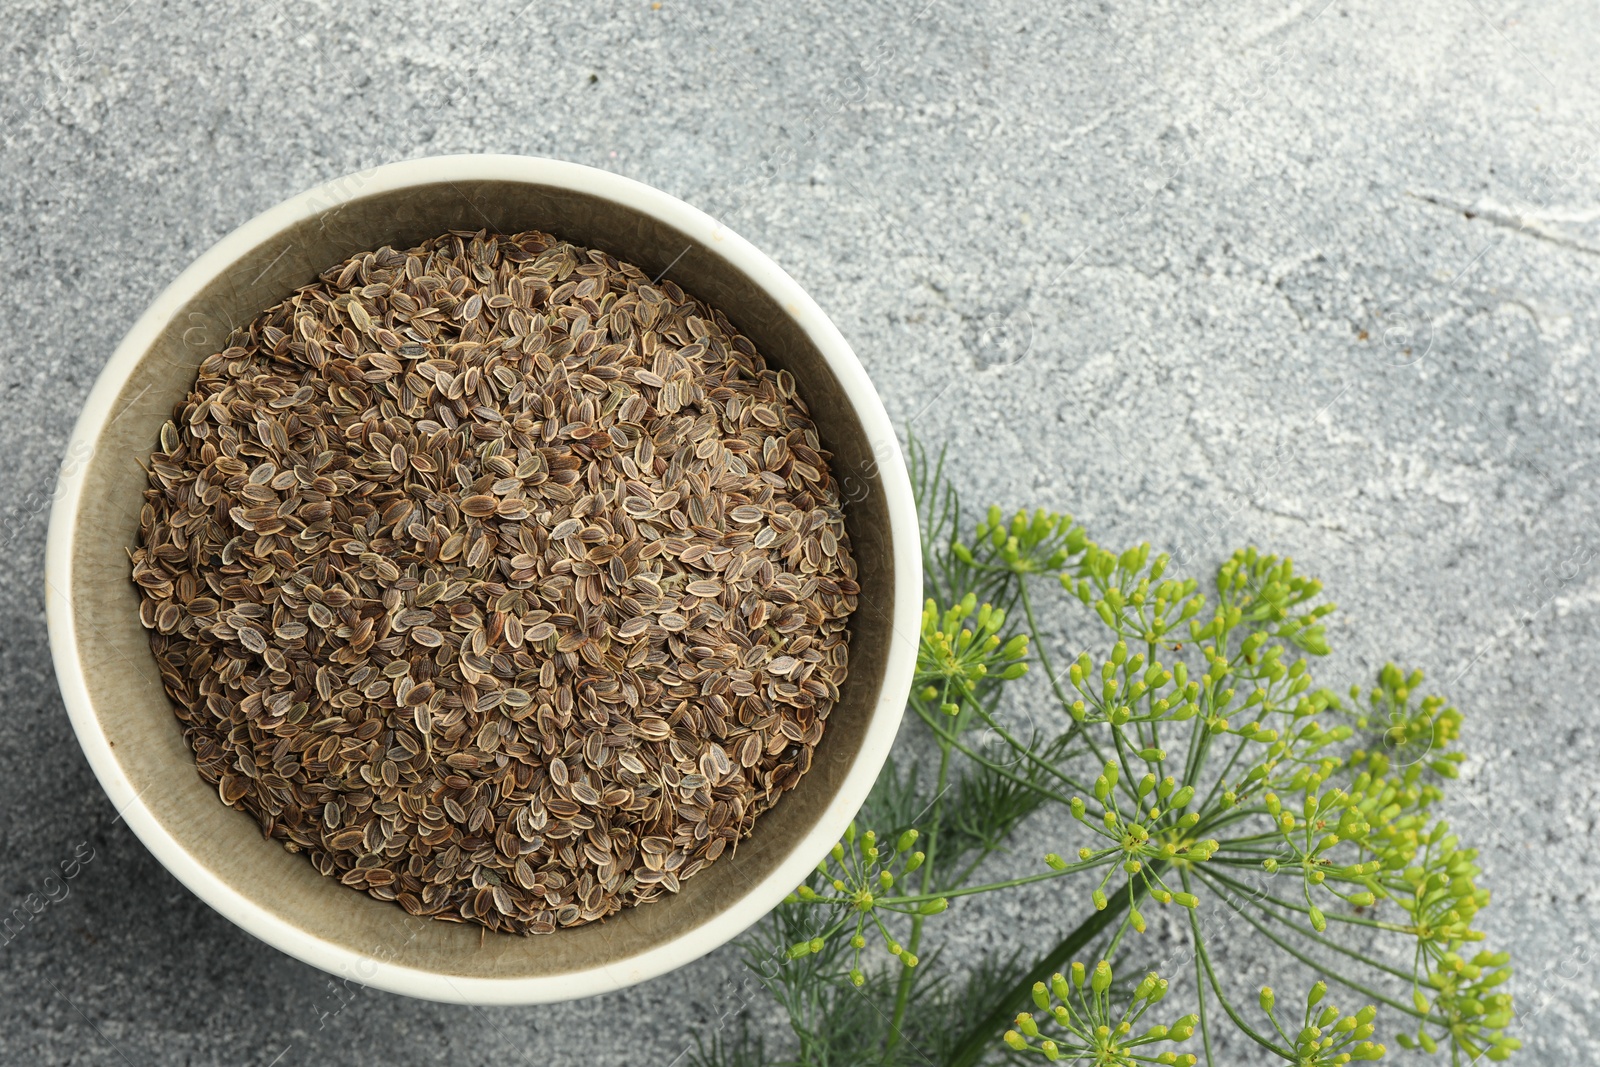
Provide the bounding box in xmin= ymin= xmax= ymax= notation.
xmin=3 ymin=1 xmax=1597 ymax=1063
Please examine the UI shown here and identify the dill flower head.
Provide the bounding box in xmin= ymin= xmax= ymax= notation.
xmin=1003 ymin=960 xmax=1197 ymax=1065
xmin=730 ymin=451 xmax=1518 ymax=1067
xmin=914 ymin=594 xmax=1028 ymax=710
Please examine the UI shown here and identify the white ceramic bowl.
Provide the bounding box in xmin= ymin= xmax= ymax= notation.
xmin=45 ymin=155 xmax=919 ymax=1003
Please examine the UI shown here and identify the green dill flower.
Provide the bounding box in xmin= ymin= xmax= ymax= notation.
xmin=1399 ymin=950 xmax=1520 ymax=1062
xmin=1349 ymin=664 xmax=1464 ymax=774
xmin=1215 ymin=548 xmax=1335 ymax=655
xmin=1047 ymin=547 xmax=1517 ymax=1067
xmin=913 ymin=594 xmax=1028 ymax=708
xmin=1257 ymin=981 xmax=1386 ymax=1065
xmin=954 ymin=506 xmax=1087 ymax=578
xmin=1062 ymin=544 xmax=1206 ymax=646
xmin=698 ymin=454 xmax=1519 ymax=1067
xmin=784 ymin=822 xmax=943 ymax=978
xmin=1061 ymin=766 xmax=1211 ymax=924
xmin=1002 ymin=960 xmax=1198 ymax=1064
xmin=1061 ymin=644 xmax=1192 ymax=727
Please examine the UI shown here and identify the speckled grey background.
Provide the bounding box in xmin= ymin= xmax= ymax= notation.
xmin=4 ymin=0 xmax=1598 ymax=1063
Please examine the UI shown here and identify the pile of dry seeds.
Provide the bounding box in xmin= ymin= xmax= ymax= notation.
xmin=130 ymin=229 xmax=857 ymax=934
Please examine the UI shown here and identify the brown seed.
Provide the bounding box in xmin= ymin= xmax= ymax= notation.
xmin=131 ymin=227 xmax=856 ymax=937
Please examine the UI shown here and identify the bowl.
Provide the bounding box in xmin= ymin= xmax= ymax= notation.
xmin=44 ymin=155 xmax=919 ymax=1004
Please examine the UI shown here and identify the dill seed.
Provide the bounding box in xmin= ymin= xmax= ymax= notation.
xmin=130 ymin=229 xmax=858 ymax=935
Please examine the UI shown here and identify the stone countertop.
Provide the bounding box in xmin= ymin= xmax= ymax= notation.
xmin=2 ymin=1 xmax=1597 ymax=1063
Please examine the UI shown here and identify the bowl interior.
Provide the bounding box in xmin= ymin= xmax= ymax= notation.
xmin=64 ymin=176 xmax=896 ymax=981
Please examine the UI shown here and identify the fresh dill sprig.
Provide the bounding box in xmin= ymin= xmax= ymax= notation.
xmin=691 ymin=440 xmax=1517 ymax=1067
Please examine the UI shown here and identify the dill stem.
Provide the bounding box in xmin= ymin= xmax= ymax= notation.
xmin=1020 ymin=579 xmax=1073 ymax=711
xmin=1019 ymin=579 xmax=1109 ymax=769
xmin=1193 ymin=925 xmax=1216 ymax=1067
xmin=935 ymin=699 xmax=1090 ymax=796
xmin=1182 ymin=869 xmax=1293 ymax=1060
xmin=883 ymin=730 xmax=953 ymax=1059
xmin=944 ymin=868 xmax=1155 ymax=1067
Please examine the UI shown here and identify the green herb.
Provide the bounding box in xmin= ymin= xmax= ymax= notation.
xmin=692 ymin=440 xmax=1517 ymax=1066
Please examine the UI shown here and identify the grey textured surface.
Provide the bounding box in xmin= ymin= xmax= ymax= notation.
xmin=3 ymin=0 xmax=1598 ymax=1063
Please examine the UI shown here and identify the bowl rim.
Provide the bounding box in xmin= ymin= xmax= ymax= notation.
xmin=44 ymin=154 xmax=921 ymax=1004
